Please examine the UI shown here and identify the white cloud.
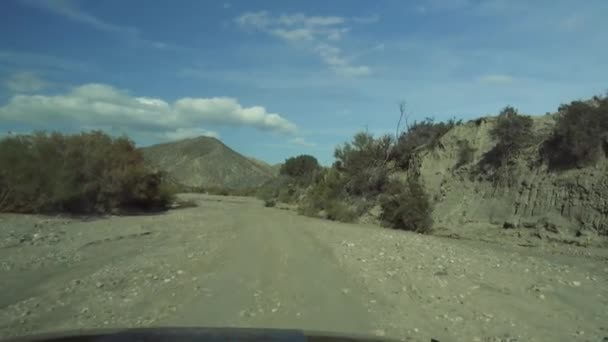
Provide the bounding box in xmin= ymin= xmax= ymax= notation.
xmin=235 ymin=11 xmax=372 ymax=76
xmin=290 ymin=137 xmax=316 ymax=147
xmin=4 ymin=71 xmax=49 ymax=92
xmin=174 ymin=97 xmax=296 ymax=133
xmin=0 ymin=83 xmax=297 ymax=138
xmin=315 ymin=44 xmax=371 ymax=77
xmin=477 ymin=74 xmax=515 ymax=84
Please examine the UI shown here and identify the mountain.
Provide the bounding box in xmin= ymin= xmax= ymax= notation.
xmin=141 ymin=136 xmax=275 ymax=189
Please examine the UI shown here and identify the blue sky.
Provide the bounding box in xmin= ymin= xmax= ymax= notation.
xmin=0 ymin=0 xmax=607 ymax=165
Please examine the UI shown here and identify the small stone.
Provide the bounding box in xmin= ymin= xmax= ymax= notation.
xmin=163 ymin=278 xmax=171 ymax=283
xmin=572 ymin=281 xmax=581 ymax=287
xmin=538 ymin=294 xmax=545 ymax=300
xmin=81 ymin=307 xmax=89 ymax=314
xmin=96 ymin=282 xmax=104 ymax=289
xmin=369 ymin=299 xmax=377 ymax=304
xmin=341 ymin=288 xmax=350 ymax=295
xmin=373 ymin=329 xmax=385 ymax=337
xmin=177 ymin=270 xmax=185 ymax=275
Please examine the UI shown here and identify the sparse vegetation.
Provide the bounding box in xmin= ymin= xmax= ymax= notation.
xmin=334 ymin=132 xmax=392 ymax=196
xmin=0 ymin=131 xmax=174 ymax=214
xmin=541 ymin=96 xmax=608 ymax=170
xmin=379 ymin=178 xmax=433 ymax=233
xmin=454 ymin=139 xmax=476 ymax=169
xmin=390 ymin=117 xmax=460 ymax=169
xmin=489 ymin=106 xmax=533 ymax=164
xmin=324 ymin=200 xmax=358 ymax=223
xmin=264 ymin=199 xmax=276 ymax=207
xmin=298 ymin=168 xmax=346 ymax=217
xmin=475 ymin=106 xmax=533 ymax=179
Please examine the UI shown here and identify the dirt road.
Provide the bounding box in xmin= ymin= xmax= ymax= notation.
xmin=1 ymin=194 xmax=607 ymax=341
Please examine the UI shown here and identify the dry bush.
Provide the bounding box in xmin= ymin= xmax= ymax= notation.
xmin=334 ymin=132 xmax=392 ymax=196
xmin=325 ymin=200 xmax=358 ymax=223
xmin=280 ymin=155 xmax=320 ymax=179
xmin=0 ymin=131 xmax=174 ymax=214
xmin=541 ymin=96 xmax=608 ymax=170
xmin=391 ymin=118 xmax=460 ymax=169
xmin=379 ymin=178 xmax=433 ymax=233
xmin=476 ymin=107 xmax=533 ymax=175
xmin=454 ymin=139 xmax=476 ymax=169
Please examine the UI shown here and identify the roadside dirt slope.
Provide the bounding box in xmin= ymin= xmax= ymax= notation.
xmin=405 ymin=114 xmax=608 ymax=244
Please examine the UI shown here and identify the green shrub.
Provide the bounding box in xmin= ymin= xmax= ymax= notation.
xmin=541 ymin=96 xmax=608 ymax=170
xmin=280 ymin=155 xmax=320 ymax=179
xmin=0 ymin=131 xmax=174 ymax=214
xmin=379 ymin=178 xmax=433 ymax=233
xmin=334 ymin=132 xmax=392 ymax=196
xmin=478 ymin=106 xmax=533 ymax=171
xmin=264 ymin=199 xmax=276 ymax=207
xmin=490 ymin=107 xmax=533 ymax=157
xmin=304 ymin=168 xmax=347 ymax=210
xmin=391 ymin=118 xmax=459 ymax=169
xmin=454 ymin=139 xmax=476 ymax=169
xmin=325 ymin=200 xmax=358 ymax=223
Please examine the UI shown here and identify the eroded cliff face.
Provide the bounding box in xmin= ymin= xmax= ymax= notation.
xmin=413 ymin=115 xmax=608 ymax=240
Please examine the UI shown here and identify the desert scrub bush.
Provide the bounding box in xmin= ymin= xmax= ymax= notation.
xmin=264 ymin=199 xmax=276 ymax=207
xmin=0 ymin=131 xmax=174 ymax=214
xmin=379 ymin=178 xmax=433 ymax=233
xmin=541 ymin=96 xmax=608 ymax=170
xmin=280 ymin=154 xmax=320 ymax=179
xmin=334 ymin=132 xmax=392 ymax=196
xmin=477 ymin=106 xmax=533 ymax=172
xmin=454 ymin=139 xmax=476 ymax=169
xmin=391 ymin=118 xmax=459 ymax=169
xmin=325 ymin=200 xmax=358 ymax=223
xmin=303 ymin=168 xmax=346 ymax=210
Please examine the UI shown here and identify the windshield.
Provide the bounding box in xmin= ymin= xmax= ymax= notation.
xmin=1 ymin=1 xmax=607 ymax=341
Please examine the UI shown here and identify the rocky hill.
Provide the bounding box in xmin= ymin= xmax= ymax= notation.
xmin=141 ymin=136 xmax=275 ymax=189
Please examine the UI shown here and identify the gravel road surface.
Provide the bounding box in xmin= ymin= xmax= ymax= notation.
xmin=1 ymin=194 xmax=607 ymax=341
